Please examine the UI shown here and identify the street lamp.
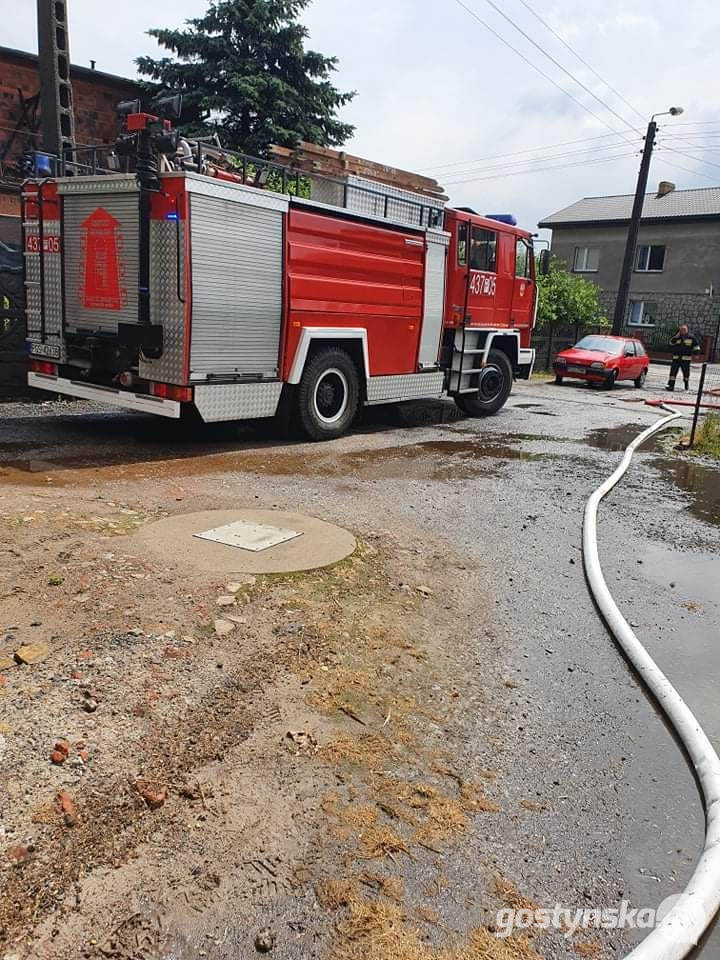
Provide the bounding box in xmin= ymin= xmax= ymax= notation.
xmin=611 ymin=107 xmax=685 ymax=335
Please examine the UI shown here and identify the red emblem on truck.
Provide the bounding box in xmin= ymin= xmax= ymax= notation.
xmin=81 ymin=207 xmax=125 ymax=310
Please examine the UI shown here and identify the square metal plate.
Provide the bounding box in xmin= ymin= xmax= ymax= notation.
xmin=193 ymin=520 xmax=304 ymax=553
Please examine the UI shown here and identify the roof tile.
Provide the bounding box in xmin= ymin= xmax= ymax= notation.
xmin=539 ymin=187 xmax=720 ymax=226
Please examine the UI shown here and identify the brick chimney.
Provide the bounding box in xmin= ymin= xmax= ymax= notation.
xmin=657 ymin=181 xmax=676 ymax=198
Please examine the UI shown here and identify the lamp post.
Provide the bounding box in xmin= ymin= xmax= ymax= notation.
xmin=611 ymin=107 xmax=684 ymax=335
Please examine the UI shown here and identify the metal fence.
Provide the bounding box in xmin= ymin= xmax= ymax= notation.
xmin=626 ymin=318 xmax=720 ymax=364
xmin=689 ymin=362 xmax=720 ymax=448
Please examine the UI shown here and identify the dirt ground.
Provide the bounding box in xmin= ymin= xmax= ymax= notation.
xmin=1 ymin=370 xmax=719 ymax=960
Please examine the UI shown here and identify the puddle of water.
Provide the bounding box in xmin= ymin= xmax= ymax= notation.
xmin=585 ymin=423 xmax=675 ymax=453
xmin=650 ymin=456 xmax=720 ymax=527
xmin=639 ymin=542 xmax=719 ymax=606
xmin=0 ymin=433 xmax=581 ymax=487
xmin=621 ymin=542 xmax=720 ymax=958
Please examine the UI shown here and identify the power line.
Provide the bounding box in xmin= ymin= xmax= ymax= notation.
xmin=654 ymin=156 xmax=716 ymax=181
xmin=419 ymin=131 xmax=629 ymax=173
xmin=449 ymin=0 xmax=639 ymax=145
xmin=437 ymin=140 xmax=640 ymax=179
xmin=476 ymin=0 xmax=641 ymax=136
xmin=660 ymin=143 xmax=720 ymax=174
xmin=513 ymin=0 xmax=646 ymax=123
xmin=443 ymin=151 xmax=638 ymax=187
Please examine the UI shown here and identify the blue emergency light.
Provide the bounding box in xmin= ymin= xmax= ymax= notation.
xmin=486 ymin=214 xmax=518 ymax=226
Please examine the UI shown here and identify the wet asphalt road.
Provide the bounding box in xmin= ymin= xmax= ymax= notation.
xmin=1 ymin=363 xmax=719 ymax=958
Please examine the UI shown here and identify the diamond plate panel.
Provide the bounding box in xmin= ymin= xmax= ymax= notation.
xmin=184 ymin=171 xmax=289 ymax=213
xmin=365 ymin=372 xmax=445 ymax=404
xmin=139 ymin=220 xmax=188 ymax=384
xmin=25 ymin=218 xmax=67 ymax=361
xmin=193 ymin=381 xmax=283 ymax=423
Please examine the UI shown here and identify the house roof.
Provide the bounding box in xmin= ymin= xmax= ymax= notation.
xmin=539 ymin=186 xmax=720 ymax=228
xmin=0 ymin=45 xmax=141 ymax=89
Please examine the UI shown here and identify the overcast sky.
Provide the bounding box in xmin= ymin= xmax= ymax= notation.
xmin=3 ymin=0 xmax=719 ymax=233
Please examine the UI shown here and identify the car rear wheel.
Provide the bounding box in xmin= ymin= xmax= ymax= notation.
xmin=454 ymin=348 xmax=513 ymax=416
xmin=297 ymin=348 xmax=360 ymax=441
xmin=634 ymin=369 xmax=647 ymax=388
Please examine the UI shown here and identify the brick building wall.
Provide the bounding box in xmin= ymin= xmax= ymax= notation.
xmin=0 ymin=45 xmax=142 ymax=231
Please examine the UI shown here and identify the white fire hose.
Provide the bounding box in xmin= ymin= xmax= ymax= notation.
xmin=583 ymin=409 xmax=720 ymax=959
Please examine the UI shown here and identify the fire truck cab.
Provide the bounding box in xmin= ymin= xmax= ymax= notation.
xmin=23 ymin=113 xmax=536 ymax=440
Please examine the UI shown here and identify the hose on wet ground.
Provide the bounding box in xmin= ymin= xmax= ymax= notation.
xmin=583 ymin=409 xmax=720 ymax=959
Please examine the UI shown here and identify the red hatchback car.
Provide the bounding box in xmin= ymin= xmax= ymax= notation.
xmin=553 ymin=335 xmax=649 ymax=388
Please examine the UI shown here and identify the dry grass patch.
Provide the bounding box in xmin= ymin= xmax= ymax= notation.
xmin=330 ymin=896 xmax=542 ymax=960
xmin=574 ymin=942 xmax=603 ymax=958
xmin=493 ymin=876 xmax=538 ymax=913
xmin=320 ymin=734 xmax=392 ymax=771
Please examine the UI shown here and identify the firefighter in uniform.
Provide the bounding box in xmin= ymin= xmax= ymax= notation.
xmin=665 ymin=324 xmax=701 ymax=391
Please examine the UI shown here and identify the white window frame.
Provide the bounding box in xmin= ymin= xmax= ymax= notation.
xmin=635 ymin=244 xmax=666 ymax=272
xmin=573 ymin=246 xmax=599 ymax=273
xmin=628 ymin=300 xmax=658 ymax=327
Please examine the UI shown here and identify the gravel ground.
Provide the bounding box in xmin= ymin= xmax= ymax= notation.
xmin=0 ymin=364 xmax=718 ymax=960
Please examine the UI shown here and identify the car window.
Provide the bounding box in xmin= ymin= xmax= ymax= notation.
xmin=575 ymin=336 xmax=624 ymax=355
xmin=635 ymin=341 xmax=647 ymax=356
xmin=624 ymin=341 xmax=636 ymax=356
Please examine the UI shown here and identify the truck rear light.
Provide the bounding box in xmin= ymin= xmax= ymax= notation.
xmin=30 ymin=360 xmax=57 ymax=376
xmin=150 ymin=382 xmax=194 ymax=403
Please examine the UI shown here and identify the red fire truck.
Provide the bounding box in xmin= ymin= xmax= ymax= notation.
xmin=23 ymin=107 xmax=538 ymax=440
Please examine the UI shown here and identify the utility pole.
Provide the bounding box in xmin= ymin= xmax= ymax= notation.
xmin=37 ymin=0 xmax=76 ymax=164
xmin=611 ymin=121 xmax=656 ymax=335
xmin=612 ymin=107 xmax=684 ymax=335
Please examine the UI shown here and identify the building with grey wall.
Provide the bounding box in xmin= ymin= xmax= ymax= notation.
xmin=539 ymin=184 xmax=720 ymax=354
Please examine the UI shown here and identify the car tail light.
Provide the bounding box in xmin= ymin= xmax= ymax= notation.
xmin=150 ymin=382 xmax=193 ymax=403
xmin=30 ymin=360 xmax=57 ymax=376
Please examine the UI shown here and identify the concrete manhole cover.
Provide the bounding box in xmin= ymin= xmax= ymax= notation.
xmin=134 ymin=509 xmax=356 ymax=574
xmin=194 ymin=520 xmax=303 ymax=552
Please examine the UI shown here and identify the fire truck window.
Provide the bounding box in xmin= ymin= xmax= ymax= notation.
xmin=515 ymin=238 xmax=531 ymax=278
xmin=457 ymin=223 xmax=468 ymax=265
xmin=470 ymin=228 xmax=497 ymax=272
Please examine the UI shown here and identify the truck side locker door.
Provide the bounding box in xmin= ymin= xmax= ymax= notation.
xmin=511 ymin=237 xmax=534 ymax=328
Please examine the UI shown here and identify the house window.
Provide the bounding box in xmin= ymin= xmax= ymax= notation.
xmin=470 ymin=227 xmax=497 ymax=273
xmin=635 ymin=245 xmax=665 ymax=272
xmin=628 ymin=301 xmax=658 ymax=327
xmin=573 ymin=247 xmax=599 ymax=272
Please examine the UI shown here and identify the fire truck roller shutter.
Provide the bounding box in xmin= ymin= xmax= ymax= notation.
xmin=61 ymin=186 xmax=141 ymax=334
xmin=418 ymin=232 xmax=449 ymax=369
xmin=189 ymin=194 xmax=284 ymax=380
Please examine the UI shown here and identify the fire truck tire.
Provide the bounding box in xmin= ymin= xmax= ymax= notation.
xmin=297 ymin=348 xmax=360 ymax=441
xmin=454 ymin=348 xmax=513 ymax=417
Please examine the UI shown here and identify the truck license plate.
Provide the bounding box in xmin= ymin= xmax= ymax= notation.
xmin=29 ymin=341 xmax=61 ymax=360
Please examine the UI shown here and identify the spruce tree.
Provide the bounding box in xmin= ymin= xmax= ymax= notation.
xmin=137 ymin=0 xmax=355 ymax=156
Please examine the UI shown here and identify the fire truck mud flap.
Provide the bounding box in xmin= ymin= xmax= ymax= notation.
xmin=517 ymin=347 xmax=536 ymax=380
xmin=27 ymin=372 xmax=181 ymax=418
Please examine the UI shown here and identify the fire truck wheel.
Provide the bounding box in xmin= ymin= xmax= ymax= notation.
xmin=298 ymin=348 xmax=360 ymax=441
xmin=454 ymin=348 xmax=513 ymax=417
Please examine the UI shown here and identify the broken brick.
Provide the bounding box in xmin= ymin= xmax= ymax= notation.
xmin=56 ymin=790 xmax=78 ymax=827
xmin=7 ymin=844 xmax=29 ymax=862
xmin=134 ymin=780 xmax=167 ymax=811
xmin=50 ymin=738 xmax=71 ymax=765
